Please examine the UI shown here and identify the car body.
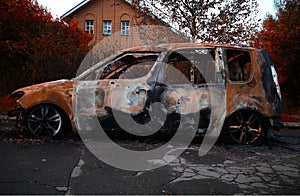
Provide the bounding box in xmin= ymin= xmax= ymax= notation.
xmin=8 ymin=43 xmax=282 ymax=144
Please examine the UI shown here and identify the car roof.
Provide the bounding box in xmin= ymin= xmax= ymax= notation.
xmin=121 ymin=43 xmax=257 ymax=53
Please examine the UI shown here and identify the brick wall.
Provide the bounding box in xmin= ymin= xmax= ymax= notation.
xmin=67 ymin=0 xmax=161 ymax=44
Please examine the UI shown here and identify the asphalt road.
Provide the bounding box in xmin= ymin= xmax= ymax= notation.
xmin=0 ymin=121 xmax=299 ymax=195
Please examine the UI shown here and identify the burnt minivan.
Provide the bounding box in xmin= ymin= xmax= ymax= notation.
xmin=8 ymin=43 xmax=282 ymax=144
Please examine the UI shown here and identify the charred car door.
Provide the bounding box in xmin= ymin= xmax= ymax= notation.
xmin=157 ymin=47 xmax=226 ymax=131
xmin=75 ymin=52 xmax=161 ymax=122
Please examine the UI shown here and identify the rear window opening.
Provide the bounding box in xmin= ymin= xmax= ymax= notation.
xmin=226 ymin=50 xmax=251 ymax=82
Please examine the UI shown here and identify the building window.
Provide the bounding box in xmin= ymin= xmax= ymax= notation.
xmin=103 ymin=20 xmax=112 ymax=35
xmin=85 ymin=20 xmax=94 ymax=34
xmin=121 ymin=21 xmax=130 ymax=35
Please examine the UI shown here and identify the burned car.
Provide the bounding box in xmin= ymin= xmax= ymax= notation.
xmin=8 ymin=43 xmax=282 ymax=144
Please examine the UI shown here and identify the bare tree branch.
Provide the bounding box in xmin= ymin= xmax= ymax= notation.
xmin=138 ymin=0 xmax=260 ymax=44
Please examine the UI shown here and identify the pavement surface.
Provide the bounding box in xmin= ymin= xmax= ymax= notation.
xmin=0 ymin=120 xmax=299 ymax=195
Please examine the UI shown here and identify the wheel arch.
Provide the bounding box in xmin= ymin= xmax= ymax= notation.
xmin=226 ymin=107 xmax=269 ymax=124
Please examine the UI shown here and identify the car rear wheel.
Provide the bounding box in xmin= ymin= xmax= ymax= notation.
xmin=221 ymin=110 xmax=269 ymax=145
xmin=27 ymin=104 xmax=69 ymax=139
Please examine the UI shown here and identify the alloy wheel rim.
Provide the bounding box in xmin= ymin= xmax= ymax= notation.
xmin=28 ymin=105 xmax=62 ymax=137
xmin=228 ymin=111 xmax=262 ymax=144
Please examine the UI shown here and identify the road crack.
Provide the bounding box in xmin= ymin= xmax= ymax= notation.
xmin=65 ymin=144 xmax=85 ymax=195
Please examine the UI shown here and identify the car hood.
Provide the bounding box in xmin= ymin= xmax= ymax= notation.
xmin=12 ymin=79 xmax=73 ymax=95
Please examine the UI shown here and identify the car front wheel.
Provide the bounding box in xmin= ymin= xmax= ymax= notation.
xmin=27 ymin=104 xmax=69 ymax=139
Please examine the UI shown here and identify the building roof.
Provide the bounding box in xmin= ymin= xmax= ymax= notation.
xmin=61 ymin=0 xmax=137 ymax=19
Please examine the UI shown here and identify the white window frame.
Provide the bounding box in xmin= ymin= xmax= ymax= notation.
xmin=85 ymin=20 xmax=94 ymax=34
xmin=121 ymin=21 xmax=130 ymax=36
xmin=103 ymin=20 xmax=112 ymax=35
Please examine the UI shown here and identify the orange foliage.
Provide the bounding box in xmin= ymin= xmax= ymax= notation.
xmin=281 ymin=113 xmax=300 ymax=122
xmin=0 ymin=96 xmax=17 ymax=115
xmin=0 ymin=0 xmax=92 ymax=96
xmin=251 ymin=0 xmax=300 ymax=113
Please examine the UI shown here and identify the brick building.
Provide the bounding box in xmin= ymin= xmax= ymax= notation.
xmin=61 ymin=0 xmax=167 ymax=44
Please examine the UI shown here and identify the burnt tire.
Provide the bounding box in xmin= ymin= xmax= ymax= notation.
xmin=221 ymin=110 xmax=269 ymax=145
xmin=27 ymin=104 xmax=71 ymax=139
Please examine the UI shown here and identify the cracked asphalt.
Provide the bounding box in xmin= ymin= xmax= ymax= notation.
xmin=0 ymin=121 xmax=299 ymax=195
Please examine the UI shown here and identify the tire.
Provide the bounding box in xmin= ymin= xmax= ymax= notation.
xmin=221 ymin=110 xmax=269 ymax=145
xmin=27 ymin=104 xmax=71 ymax=139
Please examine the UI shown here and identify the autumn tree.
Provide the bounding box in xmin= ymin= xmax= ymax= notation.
xmin=252 ymin=0 xmax=300 ymax=113
xmin=0 ymin=0 xmax=92 ymax=96
xmin=138 ymin=0 xmax=259 ymax=44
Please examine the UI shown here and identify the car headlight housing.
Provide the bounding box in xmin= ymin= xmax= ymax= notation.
xmin=10 ymin=91 xmax=25 ymax=99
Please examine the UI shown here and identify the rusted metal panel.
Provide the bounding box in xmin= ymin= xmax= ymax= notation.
xmin=225 ymin=49 xmax=280 ymax=119
xmin=13 ymin=80 xmax=74 ymax=119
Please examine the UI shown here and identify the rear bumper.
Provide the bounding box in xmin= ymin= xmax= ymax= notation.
xmin=270 ymin=117 xmax=283 ymax=131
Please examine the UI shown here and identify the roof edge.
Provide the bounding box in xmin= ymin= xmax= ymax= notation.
xmin=61 ymin=0 xmax=91 ymax=19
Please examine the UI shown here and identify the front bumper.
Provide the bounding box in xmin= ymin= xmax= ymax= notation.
xmin=7 ymin=107 xmax=24 ymax=117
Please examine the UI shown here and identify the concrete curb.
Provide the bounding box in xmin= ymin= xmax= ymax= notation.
xmin=0 ymin=115 xmax=16 ymax=121
xmin=283 ymin=122 xmax=300 ymax=129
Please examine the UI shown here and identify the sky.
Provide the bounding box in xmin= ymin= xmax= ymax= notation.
xmin=37 ymin=0 xmax=277 ymax=21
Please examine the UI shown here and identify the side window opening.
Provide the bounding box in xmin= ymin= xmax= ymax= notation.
xmin=97 ymin=53 xmax=158 ymax=80
xmin=226 ymin=49 xmax=251 ymax=81
xmin=165 ymin=52 xmax=193 ymax=84
xmin=165 ymin=49 xmax=216 ymax=85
